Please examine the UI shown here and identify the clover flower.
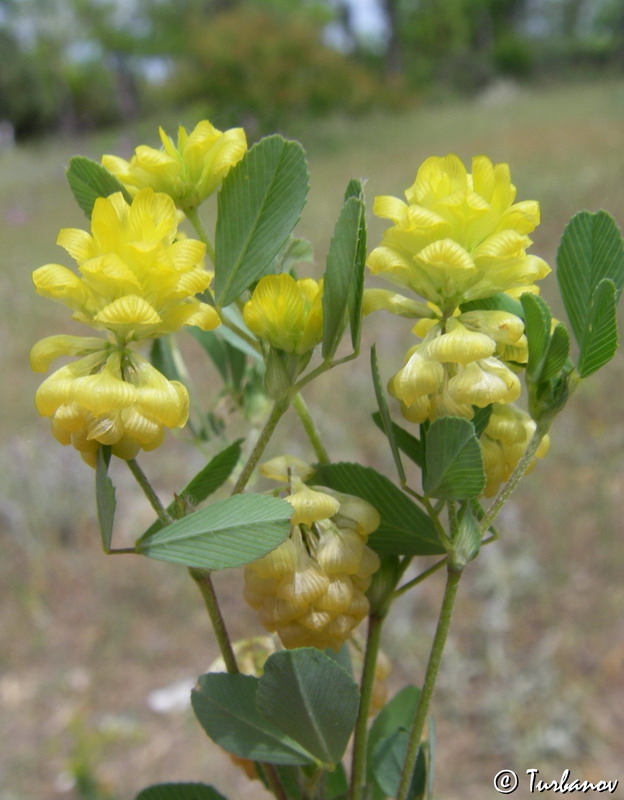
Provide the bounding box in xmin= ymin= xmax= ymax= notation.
xmin=243 ymin=273 xmax=323 ymax=355
xmin=32 ymin=338 xmax=188 ymax=466
xmin=480 ymin=403 xmax=550 ymax=497
xmin=102 ymin=120 xmax=247 ymax=212
xmin=389 ymin=310 xmax=525 ymax=424
xmin=244 ymin=472 xmax=380 ymax=651
xmin=32 ymin=189 xmax=219 ymax=341
xmin=367 ymin=154 xmax=550 ymax=310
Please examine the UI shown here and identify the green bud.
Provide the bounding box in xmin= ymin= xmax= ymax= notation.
xmin=366 ymin=555 xmax=401 ymax=617
xmin=449 ymin=503 xmax=481 ymax=571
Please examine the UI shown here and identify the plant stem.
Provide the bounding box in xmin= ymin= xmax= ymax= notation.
xmin=393 ymin=556 xmax=448 ymax=597
xmin=189 ymin=568 xmax=239 ymax=673
xmin=350 ymin=613 xmax=385 ymax=800
xmin=231 ymin=399 xmax=290 ymax=494
xmin=480 ymin=426 xmax=547 ymax=534
xmin=127 ymin=459 xmax=172 ymax=525
xmin=292 ymin=393 xmax=331 ymax=465
xmin=185 ymin=206 xmax=215 ymax=262
xmin=396 ymin=566 xmax=462 ymax=800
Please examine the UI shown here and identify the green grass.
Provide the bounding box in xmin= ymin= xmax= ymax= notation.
xmin=2 ymin=78 xmax=623 ymax=799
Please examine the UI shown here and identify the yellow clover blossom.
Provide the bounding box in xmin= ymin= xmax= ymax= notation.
xmin=102 ymin=120 xmax=247 ymax=212
xmin=367 ymin=154 xmax=550 ymax=309
xmin=480 ymin=403 xmax=550 ymax=497
xmin=32 ymin=337 xmax=189 ymax=466
xmin=388 ymin=311 xmax=525 ymax=424
xmin=243 ymin=273 xmax=323 ymax=355
xmin=244 ymin=463 xmax=381 ymax=651
xmin=32 ymin=189 xmax=219 ymax=340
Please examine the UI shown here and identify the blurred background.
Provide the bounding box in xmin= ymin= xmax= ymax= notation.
xmin=1 ymin=1 xmax=623 ymax=798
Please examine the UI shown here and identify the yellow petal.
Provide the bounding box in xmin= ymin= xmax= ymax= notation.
xmin=94 ymin=295 xmax=162 ymax=326
xmin=260 ymin=455 xmax=315 ymax=483
xmin=30 ymin=335 xmax=106 ymax=372
xmin=286 ymin=482 xmax=340 ymax=527
xmin=427 ymin=320 xmax=495 ymax=366
xmin=57 ymin=228 xmax=96 ymax=262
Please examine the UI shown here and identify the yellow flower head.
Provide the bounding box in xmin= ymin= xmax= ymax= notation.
xmin=243 ymin=273 xmax=323 ymax=355
xmin=367 ymin=154 xmax=550 ymax=309
xmin=32 ymin=189 xmax=219 ymax=340
xmin=32 ymin=338 xmax=189 ymax=466
xmin=480 ymin=403 xmax=550 ymax=497
xmin=102 ymin=120 xmax=247 ymax=212
xmin=388 ymin=314 xmax=524 ymax=425
xmin=244 ymin=464 xmax=381 ymax=651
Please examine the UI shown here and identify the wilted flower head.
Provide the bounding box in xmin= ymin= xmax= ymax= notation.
xmin=32 ymin=189 xmax=219 ymax=340
xmin=388 ymin=311 xmax=525 ymax=424
xmin=31 ymin=338 xmax=189 ymax=466
xmin=244 ymin=459 xmax=381 ymax=651
xmin=243 ymin=273 xmax=323 ymax=355
xmin=480 ymin=403 xmax=550 ymax=497
xmin=367 ymin=154 xmax=550 ymax=309
xmin=102 ymin=120 xmax=247 ymax=212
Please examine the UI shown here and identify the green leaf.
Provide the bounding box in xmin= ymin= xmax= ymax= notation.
xmin=471 ymin=404 xmax=492 ymax=438
xmin=521 ymin=292 xmax=552 ymax=383
xmin=372 ymin=412 xmax=423 ymax=466
xmin=95 ymin=446 xmax=116 ymax=552
xmin=137 ymin=494 xmax=292 ymax=569
xmin=150 ymin=337 xmax=184 ymax=383
xmin=322 ymin=194 xmax=365 ymax=359
xmin=314 ymin=463 xmax=444 ymax=556
xmin=326 ymin=762 xmax=349 ymax=799
xmin=256 ymin=649 xmax=359 ymax=766
xmin=273 ymin=235 xmax=315 ymax=274
xmin=371 ymin=345 xmax=405 ymax=483
xmin=371 ymin=732 xmax=426 ymax=800
xmin=214 ymin=135 xmax=309 ymax=307
xmin=180 ymin=440 xmax=243 ymax=507
xmin=141 ymin=440 xmax=243 ymax=538
xmin=577 ymin=278 xmax=618 ymax=377
xmin=540 ymin=322 xmax=571 ymax=383
xmin=346 ymin=180 xmax=367 ymax=350
xmin=368 ymin=685 xmax=420 ymax=767
xmin=557 ymin=210 xmax=624 ymax=349
xmin=135 ymin=784 xmax=227 ymax=800
xmin=66 ymin=156 xmax=132 ymax=219
xmin=460 ymin=292 xmax=524 ymax=318
xmin=192 ymin=673 xmax=315 ymax=765
xmin=423 ymin=417 xmax=485 ymax=500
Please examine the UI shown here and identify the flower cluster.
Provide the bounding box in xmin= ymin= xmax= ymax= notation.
xmin=244 ymin=460 xmax=380 ymax=651
xmin=368 ymin=154 xmax=551 ymax=492
xmin=389 ymin=309 xmax=526 ymax=423
xmin=32 ymin=189 xmax=219 ymax=339
xmin=367 ymin=154 xmax=550 ymax=309
xmin=102 ymin=120 xmax=247 ymax=213
xmin=31 ymin=188 xmax=217 ymax=464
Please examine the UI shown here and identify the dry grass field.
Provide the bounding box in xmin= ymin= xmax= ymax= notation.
xmin=1 ymin=78 xmax=623 ymax=799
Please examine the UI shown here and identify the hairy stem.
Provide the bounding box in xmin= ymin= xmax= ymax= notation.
xmin=350 ymin=613 xmax=385 ymax=800
xmin=480 ymin=425 xmax=547 ymax=534
xmin=396 ymin=566 xmax=462 ymax=800
xmin=231 ymin=399 xmax=290 ymax=494
xmin=126 ymin=459 xmax=172 ymax=526
xmin=292 ymin=392 xmax=331 ymax=465
xmin=189 ymin=568 xmax=239 ymax=673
